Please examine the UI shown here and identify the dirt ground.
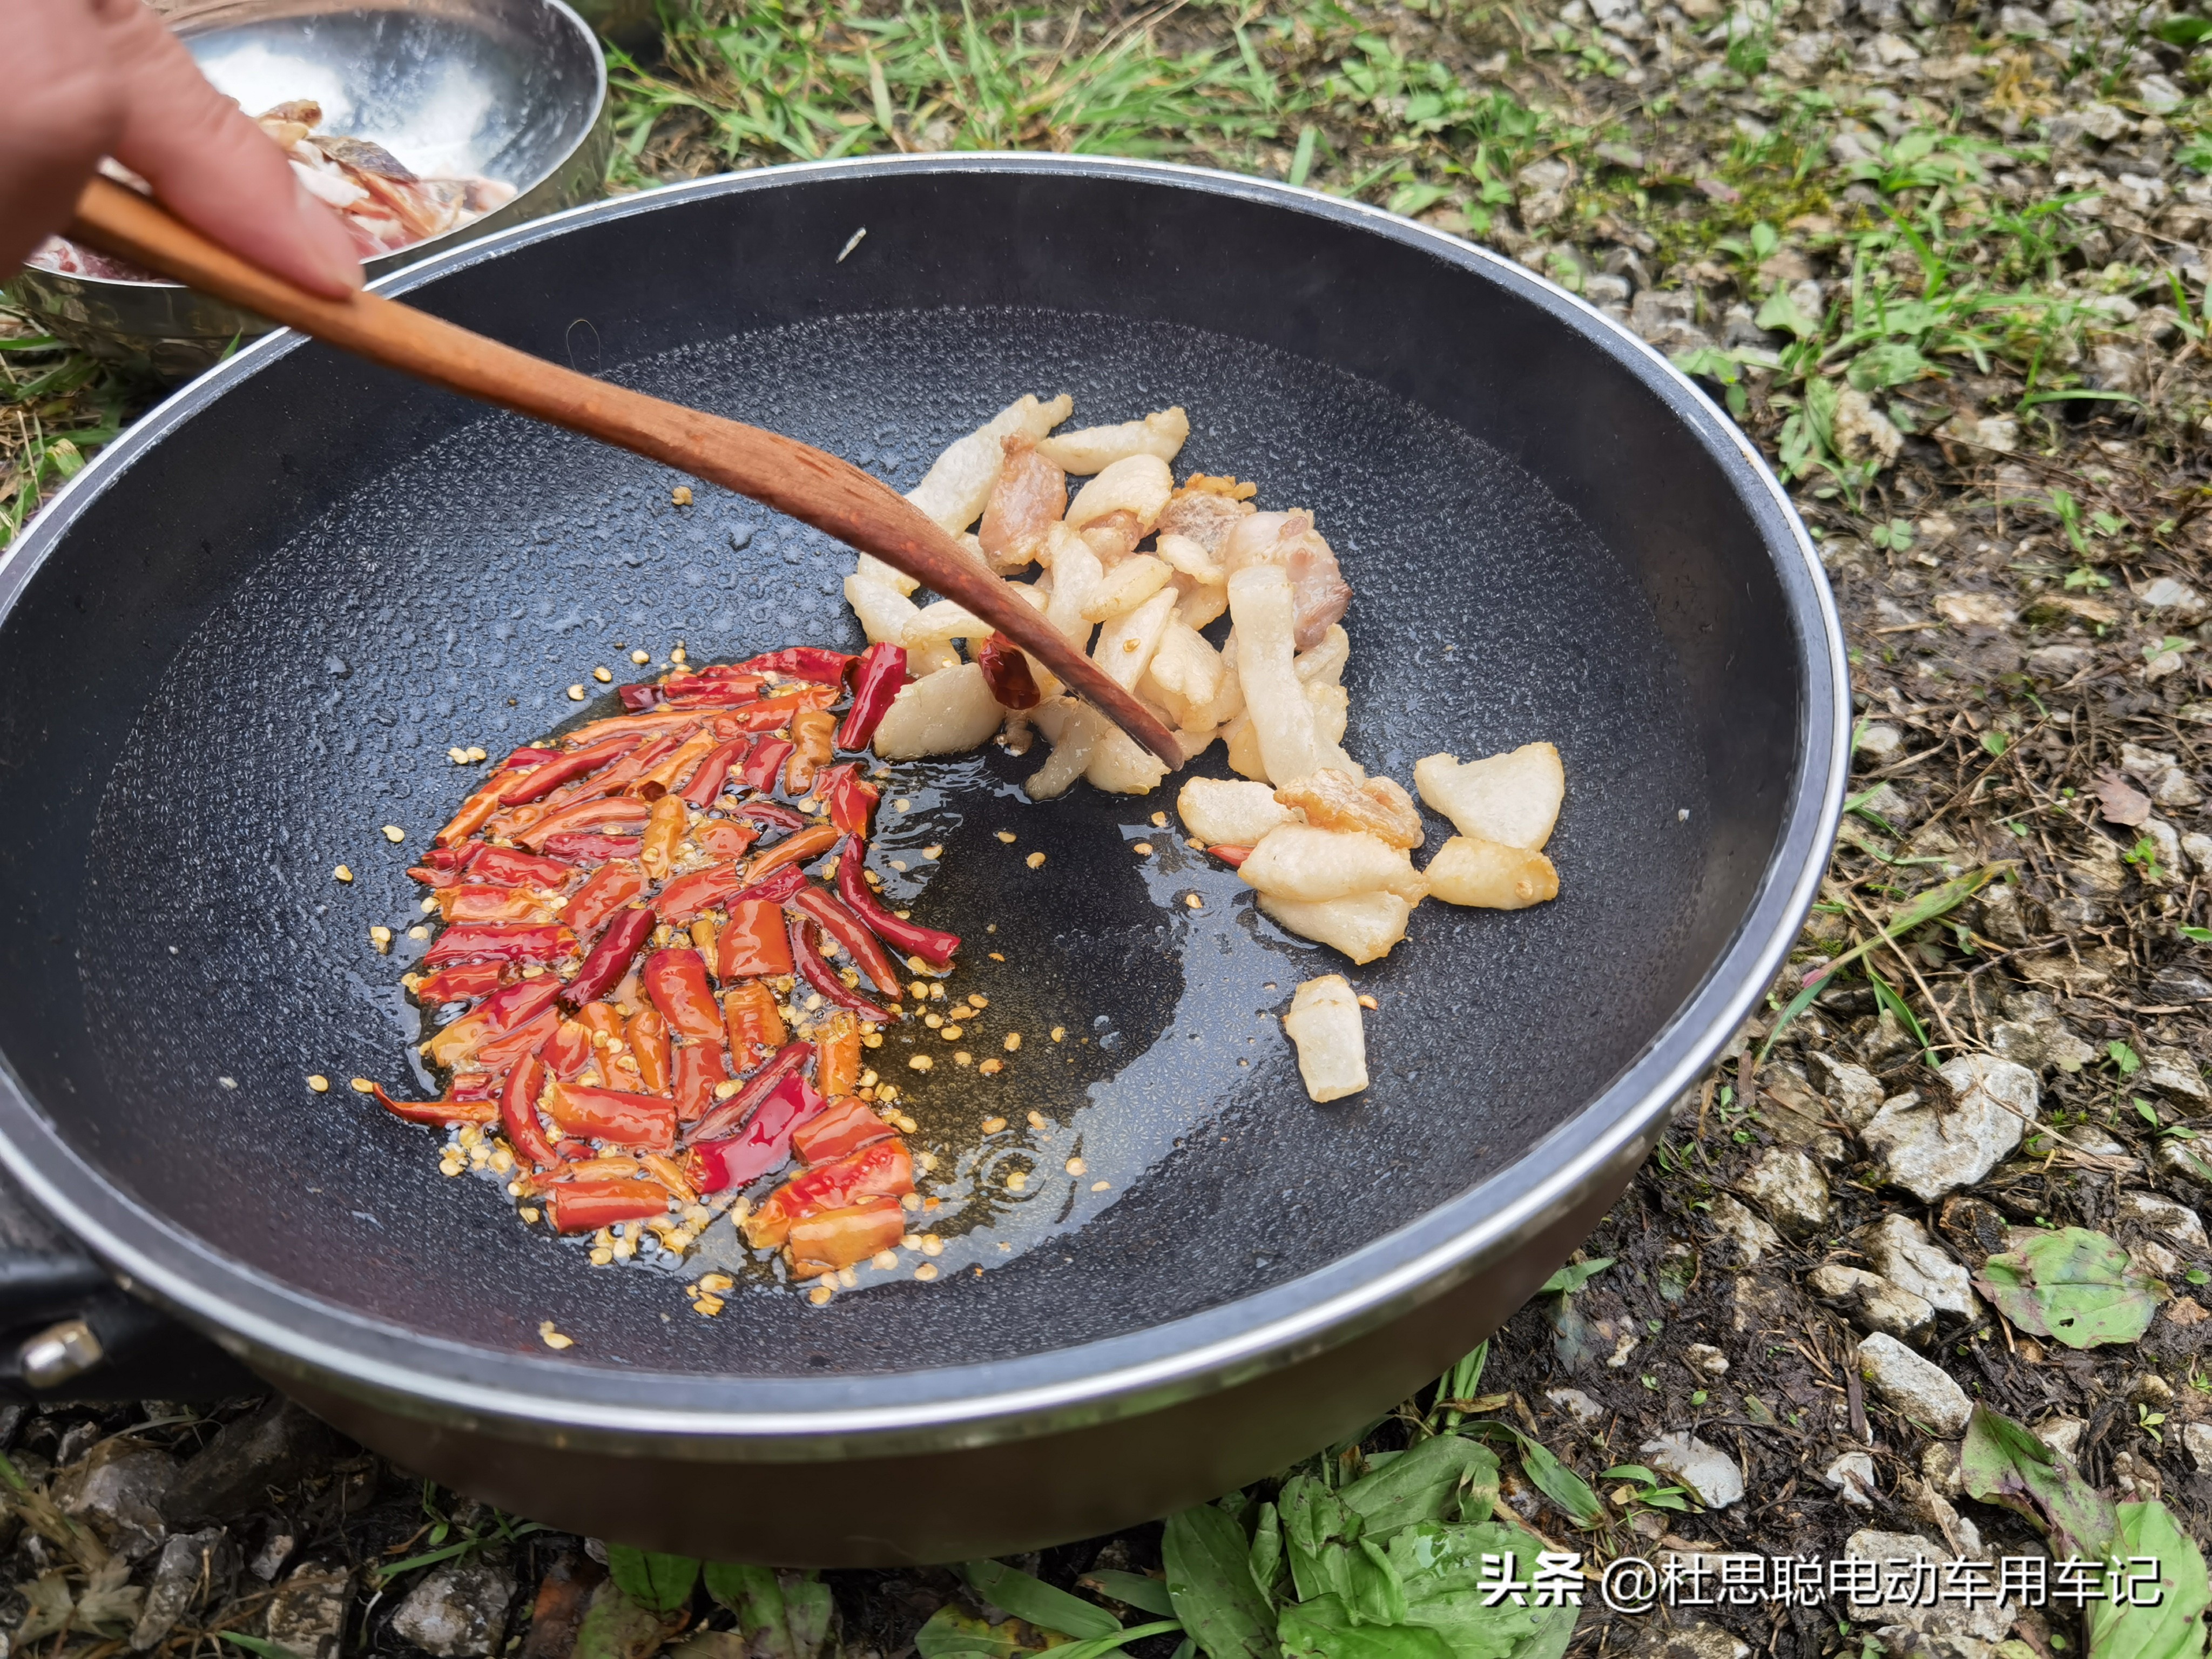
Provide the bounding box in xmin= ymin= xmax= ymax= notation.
xmin=7 ymin=0 xmax=2212 ymax=1654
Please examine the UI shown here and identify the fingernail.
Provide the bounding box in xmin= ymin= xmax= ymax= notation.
xmin=293 ymin=179 xmax=364 ymax=294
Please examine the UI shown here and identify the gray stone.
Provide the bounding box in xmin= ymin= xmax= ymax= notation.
xmin=2081 ymin=101 xmax=2134 ymax=140
xmin=1861 ymin=1214 xmax=1977 ymax=1321
xmin=1683 ymin=1343 xmax=1730 ymax=1379
xmin=1640 ymin=1432 xmax=1746 ymax=1507
xmin=389 ymin=1556 xmax=520 ymax=1659
xmin=252 ymin=1530 xmax=296 ymax=1583
xmin=1845 ymin=1530 xmax=2013 ymax=1648
xmin=1864 ymin=1055 xmax=2038 ymax=1201
xmin=1823 ymin=1450 xmax=1879 ymax=1507
xmin=1624 ymin=1621 xmax=1750 ymax=1659
xmin=1810 ymin=1053 xmax=1884 ymax=1128
xmin=1809 ymin=1263 xmax=1937 ymax=1340
xmin=2122 ymin=743 xmax=2205 ymax=809
xmin=2145 ymin=1046 xmax=2209 ymax=1105
xmin=2161 ymin=1138 xmax=2212 ymax=1187
xmin=1921 ymin=1441 xmax=1963 ymax=1499
xmin=2182 ymin=1421 xmax=2212 ymax=1472
xmin=2033 ymin=1416 xmax=2086 ymax=1461
xmin=1854 ymin=721 xmax=1905 ymax=764
xmin=2027 ymin=643 xmax=2090 ymax=677
xmin=165 ymin=1401 xmax=343 ymax=1527
xmin=2141 ymin=577 xmax=2206 ymax=617
xmin=1709 ymin=1193 xmax=1782 ymax=1263
xmin=266 ymin=1564 xmax=351 ymax=1659
xmin=1899 ymin=1472 xmax=1982 ymax=1556
xmin=2117 ymin=1190 xmax=2208 ymax=1249
xmin=53 ymin=1438 xmax=176 ymax=1563
xmin=1856 ymin=1333 xmax=1972 ymax=1434
xmin=1737 ymin=1146 xmax=1830 ymax=1236
xmin=1545 ymin=1386 xmax=1607 ymax=1427
xmin=132 ymin=1528 xmax=235 ymax=1652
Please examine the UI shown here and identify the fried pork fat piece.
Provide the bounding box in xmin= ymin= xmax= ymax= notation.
xmin=1414 ymin=743 xmax=1566 ymax=911
xmin=1283 ymin=974 xmax=1369 ymax=1103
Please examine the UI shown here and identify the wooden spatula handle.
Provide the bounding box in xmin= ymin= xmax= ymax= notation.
xmin=65 ymin=176 xmax=1183 ymax=767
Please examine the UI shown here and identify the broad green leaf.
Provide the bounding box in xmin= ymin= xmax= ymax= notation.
xmin=915 ymin=1607 xmax=1028 ymax=1659
xmin=1346 ymin=1539 xmax=1410 ymax=1626
xmin=963 ymin=1561 xmax=1120 ymax=1641
xmin=1080 ymin=1572 xmax=1177 ymax=1619
xmin=1536 ymin=1258 xmax=1614 ymax=1297
xmin=606 ymin=1546 xmax=700 ymax=1616
xmin=2088 ymin=1502 xmax=2211 ymax=1659
xmin=1279 ymin=1597 xmax=1457 ymax=1659
xmin=1341 ymin=1438 xmax=1501 ymax=1540
xmin=1165 ymin=1502 xmax=1276 ymax=1659
xmin=1847 ymin=340 xmax=1933 ymax=391
xmin=703 ymin=1564 xmax=832 ymax=1659
xmin=1281 ymin=1475 xmax=1364 ymax=1604
xmin=1248 ymin=1505 xmax=1284 ymax=1608
xmin=1461 ymin=1426 xmax=1604 ymax=1527
xmin=574 ymin=1582 xmax=678 ymax=1659
xmin=1034 ymin=1622 xmax=1185 ymax=1659
xmin=1975 ymin=1227 xmax=2166 ymax=1348
xmin=1756 ymin=287 xmax=1820 ymax=339
xmin=1959 ymin=1406 xmax=2119 ymax=1560
xmin=2154 ymin=15 xmax=2212 ymax=44
xmin=1388 ymin=1522 xmax=1580 ymax=1659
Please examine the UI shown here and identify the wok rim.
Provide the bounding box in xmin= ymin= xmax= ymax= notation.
xmin=0 ymin=153 xmax=1848 ymax=1455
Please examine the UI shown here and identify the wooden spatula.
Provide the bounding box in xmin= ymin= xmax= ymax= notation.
xmin=65 ymin=176 xmax=1183 ymax=766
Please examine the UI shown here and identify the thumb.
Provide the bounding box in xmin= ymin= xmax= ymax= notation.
xmin=102 ymin=0 xmax=361 ymax=298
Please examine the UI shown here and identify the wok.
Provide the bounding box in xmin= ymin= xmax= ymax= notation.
xmin=0 ymin=156 xmax=1846 ymax=1563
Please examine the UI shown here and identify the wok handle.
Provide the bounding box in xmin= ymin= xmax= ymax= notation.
xmin=64 ymin=177 xmax=1184 ymax=769
xmin=0 ymin=1170 xmax=253 ymax=1402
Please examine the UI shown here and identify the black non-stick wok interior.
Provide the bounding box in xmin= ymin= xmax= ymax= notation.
xmin=0 ymin=163 xmax=1817 ymax=1393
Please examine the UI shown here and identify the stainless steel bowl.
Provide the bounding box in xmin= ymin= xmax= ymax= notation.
xmin=6 ymin=0 xmax=611 ymax=377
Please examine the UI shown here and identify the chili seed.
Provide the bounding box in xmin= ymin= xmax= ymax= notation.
xmin=539 ymin=1321 xmax=573 ymax=1349
xmin=306 ymin=1074 xmax=330 ymax=1092
xmin=672 ymin=486 xmax=693 ymax=505
xmin=1358 ymin=994 xmax=1379 ymax=1009
xmin=381 ymin=825 xmax=406 ymax=843
xmin=1184 ymin=893 xmax=1204 ymax=909
xmin=566 ymin=684 xmax=586 ymax=701
xmin=913 ymin=1263 xmax=939 ymax=1282
xmin=1006 ymin=1171 xmax=1028 ymax=1191
xmin=1066 ymin=1157 xmax=1087 ymax=1175
xmin=1091 ymin=1179 xmax=1112 ymax=1192
xmin=1051 ymin=1026 xmax=1066 ymax=1042
xmin=1027 ymin=1110 xmax=1048 ymax=1129
xmin=1151 ymin=812 xmax=1168 ymax=827
xmin=1134 ymin=842 xmax=1154 ymax=855
xmin=1003 ymin=1032 xmax=1022 ymax=1051
xmin=909 ymin=1054 xmax=934 ymax=1071
xmin=978 ymin=1057 xmax=1004 ymax=1074
xmin=408 ymin=925 xmax=429 ymax=941
xmin=872 ymin=1250 xmax=899 ymax=1271
xmin=349 ymin=1077 xmax=375 ymax=1093
xmin=923 ymin=845 xmax=942 ymax=860
xmin=333 ymin=865 xmax=354 ymax=883
xmin=982 ymin=1117 xmax=1007 ymax=1133
xmin=520 ymin=1206 xmax=541 ymax=1223
xmin=631 ymin=649 xmax=651 ymax=664
xmin=592 ymin=666 xmax=613 ymax=683
xmin=996 ymin=830 xmax=1017 ymax=843
xmin=920 ymin=1233 xmax=945 ymax=1256
xmin=808 ymin=1284 xmax=834 ymax=1304
xmin=1025 ymin=851 xmax=1046 ymax=868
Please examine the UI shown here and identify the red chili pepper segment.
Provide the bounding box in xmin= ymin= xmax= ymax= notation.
xmin=837 ymin=643 xmax=908 ymax=750
xmin=1208 ymin=845 xmax=1253 ymax=868
xmin=735 ymin=646 xmax=854 ymax=684
xmin=683 ymin=1067 xmax=827 ymax=1193
xmin=679 ymin=737 xmax=750 ymax=808
xmin=642 ymin=948 xmax=723 ymax=1042
xmin=545 ymin=1083 xmax=678 ymax=1150
xmin=739 ymin=737 xmax=793 ymax=793
xmin=788 ymin=885 xmax=905 ymax=997
xmin=787 ymin=1197 xmax=907 ymax=1278
xmin=497 ymin=735 xmax=636 ymax=805
xmin=500 ymin=1054 xmax=561 ymax=1172
xmin=422 ymin=922 xmax=578 ymax=970
xmin=545 ymin=1178 xmax=670 ymax=1233
xmin=685 ymin=1041 xmax=810 ymax=1146
xmin=791 ymin=1096 xmax=896 ymax=1165
xmin=369 ymin=1084 xmax=499 ymax=1127
xmin=410 ymin=961 xmax=506 ymax=1005
xmin=743 ymin=1139 xmax=913 ymax=1248
xmin=563 ymin=906 xmax=655 ymax=1009
xmin=835 ymin=841 xmax=961 ymax=968
xmin=788 ymin=914 xmax=894 ymax=1024
xmin=977 ymin=632 xmax=1042 ymax=710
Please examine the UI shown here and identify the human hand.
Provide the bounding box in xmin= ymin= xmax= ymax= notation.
xmin=1 ymin=0 xmax=360 ymax=296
